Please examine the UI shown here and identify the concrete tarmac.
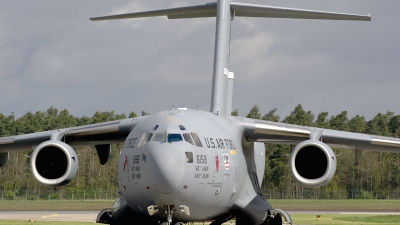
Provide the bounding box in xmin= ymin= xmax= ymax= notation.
xmin=0 ymin=211 xmax=99 ymax=222
xmin=1 ymin=211 xmax=400 ymax=222
xmin=288 ymin=211 xmax=400 ymax=215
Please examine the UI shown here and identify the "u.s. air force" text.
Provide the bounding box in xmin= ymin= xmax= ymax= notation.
xmin=203 ymin=137 xmax=236 ymax=150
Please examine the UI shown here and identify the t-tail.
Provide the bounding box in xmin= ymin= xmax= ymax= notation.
xmin=91 ymin=1 xmax=371 ymax=116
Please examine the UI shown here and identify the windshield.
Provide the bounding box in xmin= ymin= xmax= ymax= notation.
xmin=150 ymin=133 xmax=167 ymax=142
xmin=168 ymin=133 xmax=183 ymax=142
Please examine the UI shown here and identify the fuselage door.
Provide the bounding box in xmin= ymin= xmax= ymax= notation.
xmin=212 ymin=174 xmax=230 ymax=206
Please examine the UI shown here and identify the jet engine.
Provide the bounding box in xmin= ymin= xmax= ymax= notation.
xmin=289 ymin=140 xmax=336 ymax=188
xmin=30 ymin=140 xmax=78 ymax=187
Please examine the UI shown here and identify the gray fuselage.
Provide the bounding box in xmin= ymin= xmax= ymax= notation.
xmin=118 ymin=108 xmax=248 ymax=222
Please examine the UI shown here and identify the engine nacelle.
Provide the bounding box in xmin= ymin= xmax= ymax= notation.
xmin=30 ymin=140 xmax=78 ymax=187
xmin=289 ymin=140 xmax=336 ymax=188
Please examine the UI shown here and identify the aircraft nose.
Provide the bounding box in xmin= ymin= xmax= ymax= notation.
xmin=147 ymin=148 xmax=185 ymax=194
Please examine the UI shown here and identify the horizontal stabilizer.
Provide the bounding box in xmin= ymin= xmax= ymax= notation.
xmin=90 ymin=1 xmax=371 ymax=21
xmin=231 ymin=2 xmax=371 ymax=21
xmin=90 ymin=2 xmax=217 ymax=21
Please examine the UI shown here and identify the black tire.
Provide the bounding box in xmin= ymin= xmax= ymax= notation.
xmin=235 ymin=211 xmax=249 ymax=225
xmin=269 ymin=215 xmax=282 ymax=225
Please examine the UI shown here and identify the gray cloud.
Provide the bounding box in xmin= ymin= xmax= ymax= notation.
xmin=0 ymin=0 xmax=399 ymax=120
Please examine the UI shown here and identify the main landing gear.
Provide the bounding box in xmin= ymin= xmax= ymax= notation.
xmin=265 ymin=214 xmax=282 ymax=225
xmin=147 ymin=204 xmax=190 ymax=225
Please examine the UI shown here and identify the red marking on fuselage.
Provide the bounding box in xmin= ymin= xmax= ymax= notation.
xmin=123 ymin=156 xmax=128 ymax=172
xmin=215 ymin=156 xmax=219 ymax=172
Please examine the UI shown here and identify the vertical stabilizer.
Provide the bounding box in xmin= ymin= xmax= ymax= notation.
xmin=225 ymin=69 xmax=234 ymax=115
xmin=210 ymin=0 xmax=232 ymax=115
xmin=90 ymin=1 xmax=371 ymax=116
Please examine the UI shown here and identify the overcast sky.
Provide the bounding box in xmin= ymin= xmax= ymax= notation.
xmin=0 ymin=0 xmax=399 ymax=120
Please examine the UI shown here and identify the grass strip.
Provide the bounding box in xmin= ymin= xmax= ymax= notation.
xmin=269 ymin=199 xmax=400 ymax=212
xmin=0 ymin=200 xmax=113 ymax=211
xmin=333 ymin=215 xmax=400 ymax=223
xmin=291 ymin=214 xmax=400 ymax=225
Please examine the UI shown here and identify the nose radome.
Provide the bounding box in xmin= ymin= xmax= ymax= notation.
xmin=148 ymin=148 xmax=185 ymax=194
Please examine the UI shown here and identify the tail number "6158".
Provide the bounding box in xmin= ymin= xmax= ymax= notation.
xmin=197 ymin=155 xmax=207 ymax=164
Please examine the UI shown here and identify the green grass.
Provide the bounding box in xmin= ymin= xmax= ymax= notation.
xmin=268 ymin=199 xmax=400 ymax=212
xmin=0 ymin=200 xmax=113 ymax=211
xmin=334 ymin=215 xmax=400 ymax=223
xmin=290 ymin=214 xmax=400 ymax=225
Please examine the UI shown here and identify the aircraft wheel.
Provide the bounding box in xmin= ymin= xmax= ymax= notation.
xmin=269 ymin=215 xmax=282 ymax=225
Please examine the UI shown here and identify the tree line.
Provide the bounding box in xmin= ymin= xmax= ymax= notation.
xmin=0 ymin=107 xmax=150 ymax=199
xmin=0 ymin=105 xmax=400 ymax=199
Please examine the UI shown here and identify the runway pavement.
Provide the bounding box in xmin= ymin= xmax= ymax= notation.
xmin=288 ymin=211 xmax=400 ymax=215
xmin=0 ymin=211 xmax=99 ymax=222
xmin=1 ymin=211 xmax=400 ymax=222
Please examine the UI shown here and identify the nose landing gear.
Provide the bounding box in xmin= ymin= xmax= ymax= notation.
xmin=147 ymin=204 xmax=190 ymax=225
xmin=166 ymin=205 xmax=174 ymax=225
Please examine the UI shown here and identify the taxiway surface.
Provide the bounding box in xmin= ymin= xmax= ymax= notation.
xmin=1 ymin=211 xmax=400 ymax=222
xmin=0 ymin=211 xmax=98 ymax=222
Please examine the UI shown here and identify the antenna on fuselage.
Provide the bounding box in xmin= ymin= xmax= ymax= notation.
xmin=90 ymin=1 xmax=371 ymax=116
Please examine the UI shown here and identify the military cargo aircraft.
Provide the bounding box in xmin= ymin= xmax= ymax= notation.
xmin=1 ymin=1 xmax=397 ymax=225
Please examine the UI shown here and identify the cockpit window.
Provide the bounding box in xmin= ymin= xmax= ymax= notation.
xmin=190 ymin=132 xmax=203 ymax=147
xmin=138 ymin=131 xmax=197 ymax=146
xmin=183 ymin=133 xmax=194 ymax=145
xmin=137 ymin=133 xmax=154 ymax=147
xmin=146 ymin=133 xmax=153 ymax=141
xmin=168 ymin=133 xmax=183 ymax=142
xmin=179 ymin=125 xmax=186 ymax=130
xmin=185 ymin=152 xmax=193 ymax=163
xmin=151 ymin=133 xmax=166 ymax=142
xmin=137 ymin=133 xmax=147 ymax=147
xmin=153 ymin=125 xmax=159 ymax=130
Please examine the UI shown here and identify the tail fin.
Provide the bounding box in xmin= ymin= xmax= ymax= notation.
xmin=90 ymin=2 xmax=370 ymax=21
xmin=91 ymin=1 xmax=370 ymax=115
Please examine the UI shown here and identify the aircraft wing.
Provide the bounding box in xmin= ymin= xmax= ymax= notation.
xmin=0 ymin=117 xmax=143 ymax=153
xmin=243 ymin=118 xmax=400 ymax=153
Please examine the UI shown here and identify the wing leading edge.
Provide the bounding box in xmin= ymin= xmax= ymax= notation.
xmin=0 ymin=117 xmax=144 ymax=153
xmin=244 ymin=118 xmax=400 ymax=153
